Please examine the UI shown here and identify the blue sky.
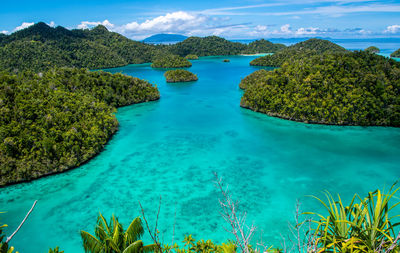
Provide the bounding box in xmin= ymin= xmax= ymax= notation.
xmin=1 ymin=0 xmax=400 ymax=39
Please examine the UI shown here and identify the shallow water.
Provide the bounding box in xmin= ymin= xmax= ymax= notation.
xmin=1 ymin=55 xmax=400 ymax=252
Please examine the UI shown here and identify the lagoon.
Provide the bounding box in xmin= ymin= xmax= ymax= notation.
xmin=1 ymin=55 xmax=400 ymax=252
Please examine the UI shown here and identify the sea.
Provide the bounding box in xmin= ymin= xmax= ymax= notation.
xmin=0 ymin=39 xmax=399 ymax=252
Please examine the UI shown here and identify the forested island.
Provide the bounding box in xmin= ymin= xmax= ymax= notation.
xmin=185 ymin=54 xmax=199 ymax=60
xmin=151 ymin=55 xmax=192 ymax=68
xmin=164 ymin=69 xmax=198 ymax=82
xmin=0 ymin=22 xmax=286 ymax=72
xmin=241 ymin=50 xmax=400 ymax=126
xmin=392 ymin=48 xmax=400 ymax=58
xmin=0 ymin=68 xmax=159 ymax=186
xmin=169 ymin=37 xmax=285 ymax=57
xmin=250 ymin=38 xmax=347 ymax=67
xmin=365 ymin=46 xmax=380 ymax=53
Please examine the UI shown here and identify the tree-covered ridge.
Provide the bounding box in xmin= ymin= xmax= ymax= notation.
xmin=250 ymin=38 xmax=348 ymax=67
xmin=0 ymin=22 xmax=161 ymax=72
xmin=151 ymin=55 xmax=192 ymax=68
xmin=392 ymin=48 xmax=400 ymax=58
xmin=241 ymin=51 xmax=400 ymax=126
xmin=169 ymin=36 xmax=285 ymax=57
xmin=0 ymin=68 xmax=160 ymax=186
xmin=365 ymin=46 xmax=380 ymax=53
xmin=164 ymin=69 xmax=198 ymax=83
xmin=242 ymin=39 xmax=286 ymax=54
xmin=0 ymin=22 xmax=287 ymax=72
xmin=239 ymin=69 xmax=269 ymax=90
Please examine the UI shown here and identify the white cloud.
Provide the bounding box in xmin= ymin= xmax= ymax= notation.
xmin=119 ymin=11 xmax=207 ymax=34
xmin=48 ymin=21 xmax=55 ymax=27
xmin=280 ymin=24 xmax=292 ymax=33
xmin=77 ymin=11 xmax=235 ymax=39
xmin=13 ymin=22 xmax=34 ymax=32
xmin=384 ymin=25 xmax=400 ymax=34
xmin=295 ymin=27 xmax=319 ymax=35
xmin=255 ymin=25 xmax=268 ymax=32
xmin=1 ymin=30 xmax=8 ymax=34
xmin=77 ymin=20 xmax=115 ymax=30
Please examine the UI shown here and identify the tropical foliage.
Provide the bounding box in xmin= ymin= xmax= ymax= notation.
xmin=307 ymin=184 xmax=400 ymax=252
xmin=151 ymin=55 xmax=192 ymax=68
xmin=163 ymin=235 xmax=237 ymax=253
xmin=241 ymin=39 xmax=286 ymax=54
xmin=365 ymin=46 xmax=380 ymax=53
xmin=0 ymin=68 xmax=159 ymax=186
xmin=392 ymin=48 xmax=400 ymax=58
xmin=48 ymin=247 xmax=64 ymax=253
xmin=164 ymin=69 xmax=198 ymax=83
xmin=185 ymin=55 xmax=199 ymax=60
xmin=250 ymin=38 xmax=348 ymax=67
xmin=239 ymin=69 xmax=267 ymax=90
xmin=0 ymin=22 xmax=159 ymax=72
xmin=80 ymin=213 xmax=156 ymax=253
xmin=241 ymin=51 xmax=400 ymax=126
xmin=0 ymin=223 xmax=17 ymax=253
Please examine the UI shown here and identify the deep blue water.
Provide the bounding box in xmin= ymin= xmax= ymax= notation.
xmin=1 ymin=54 xmax=400 ymax=252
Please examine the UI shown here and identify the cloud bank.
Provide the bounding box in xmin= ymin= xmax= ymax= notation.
xmin=6 ymin=11 xmax=400 ymax=39
xmin=384 ymin=25 xmax=400 ymax=34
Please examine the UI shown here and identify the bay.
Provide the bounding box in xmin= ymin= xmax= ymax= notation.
xmin=1 ymin=55 xmax=400 ymax=252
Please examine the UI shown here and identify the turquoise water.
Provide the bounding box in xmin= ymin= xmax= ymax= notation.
xmin=1 ymin=55 xmax=400 ymax=252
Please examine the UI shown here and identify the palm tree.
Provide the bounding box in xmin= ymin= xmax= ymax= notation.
xmin=80 ymin=213 xmax=157 ymax=253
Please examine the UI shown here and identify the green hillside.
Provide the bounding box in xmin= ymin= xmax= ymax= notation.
xmin=241 ymin=51 xmax=400 ymax=126
xmin=250 ymin=38 xmax=348 ymax=67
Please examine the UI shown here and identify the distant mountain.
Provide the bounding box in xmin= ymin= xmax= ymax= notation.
xmin=143 ymin=34 xmax=188 ymax=43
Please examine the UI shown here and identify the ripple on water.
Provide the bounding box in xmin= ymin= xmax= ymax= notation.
xmin=1 ymin=55 xmax=400 ymax=253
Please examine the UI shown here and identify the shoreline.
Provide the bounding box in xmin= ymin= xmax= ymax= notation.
xmin=239 ymin=53 xmax=272 ymax=56
xmin=0 ymin=97 xmax=160 ymax=188
xmin=240 ymin=104 xmax=399 ymax=128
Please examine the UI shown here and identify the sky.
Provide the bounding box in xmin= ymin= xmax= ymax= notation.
xmin=1 ymin=0 xmax=400 ymax=39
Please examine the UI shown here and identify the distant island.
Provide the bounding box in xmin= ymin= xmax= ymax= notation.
xmin=250 ymin=38 xmax=347 ymax=67
xmin=391 ymin=48 xmax=400 ymax=58
xmin=169 ymin=37 xmax=285 ymax=57
xmin=365 ymin=46 xmax=380 ymax=53
xmin=143 ymin=33 xmax=188 ymax=43
xmin=241 ymin=50 xmax=400 ymax=127
xmin=164 ymin=69 xmax=198 ymax=82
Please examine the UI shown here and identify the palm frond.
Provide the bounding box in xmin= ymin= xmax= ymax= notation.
xmin=122 ymin=240 xmax=144 ymax=253
xmin=125 ymin=217 xmax=144 ymax=245
xmin=80 ymin=230 xmax=104 ymax=253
